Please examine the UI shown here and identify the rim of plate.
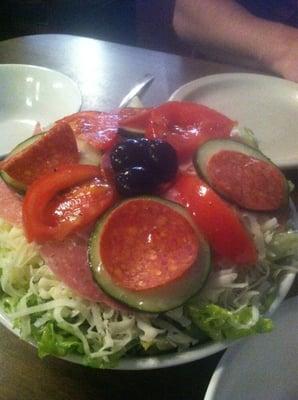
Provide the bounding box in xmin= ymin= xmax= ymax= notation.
xmin=169 ymin=72 xmax=298 ymax=102
xmin=0 ymin=272 xmax=295 ymax=370
xmin=0 ymin=63 xmax=82 ymax=110
xmin=0 ymin=70 xmax=295 ymax=369
xmin=169 ymin=72 xmax=298 ymax=169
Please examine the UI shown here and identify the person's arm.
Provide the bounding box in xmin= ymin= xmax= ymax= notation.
xmin=173 ymin=0 xmax=298 ymax=82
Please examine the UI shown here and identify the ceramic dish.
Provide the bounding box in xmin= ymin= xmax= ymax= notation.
xmin=0 ymin=74 xmax=296 ymax=369
xmin=169 ymin=73 xmax=298 ymax=169
xmin=204 ymin=295 xmax=298 ymax=400
xmin=0 ymin=64 xmax=81 ymax=156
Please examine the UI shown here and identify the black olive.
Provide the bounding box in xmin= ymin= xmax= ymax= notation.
xmin=110 ymin=138 xmax=149 ymax=172
xmin=116 ymin=166 xmax=157 ymax=197
xmin=111 ymin=138 xmax=178 ymax=196
xmin=147 ymin=140 xmax=178 ymax=182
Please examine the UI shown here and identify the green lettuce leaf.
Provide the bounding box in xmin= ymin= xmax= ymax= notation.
xmin=32 ymin=322 xmax=84 ymax=358
xmin=0 ymin=295 xmax=19 ymax=314
xmin=267 ymin=232 xmax=298 ymax=262
xmin=187 ymin=304 xmax=273 ymax=341
xmin=31 ymin=321 xmax=136 ymax=369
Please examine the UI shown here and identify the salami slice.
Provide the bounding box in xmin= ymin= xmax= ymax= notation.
xmin=0 ymin=181 xmax=122 ymax=309
xmin=207 ymin=151 xmax=287 ymax=211
xmin=0 ymin=179 xmax=23 ymax=225
xmin=40 ymin=233 xmax=125 ymax=309
xmin=1 ymin=123 xmax=79 ymax=187
xmin=99 ymin=198 xmax=200 ymax=291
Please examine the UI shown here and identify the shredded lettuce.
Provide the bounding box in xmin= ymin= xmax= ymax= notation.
xmin=0 ymin=214 xmax=297 ymax=367
xmin=267 ymin=231 xmax=298 ymax=263
xmin=0 ymin=219 xmax=197 ymax=367
xmin=33 ymin=321 xmax=84 ymax=358
xmin=187 ymin=303 xmax=273 ymax=341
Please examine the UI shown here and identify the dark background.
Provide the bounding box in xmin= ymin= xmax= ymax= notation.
xmin=0 ymin=0 xmax=185 ymax=54
xmin=2 ymin=1 xmax=296 ymax=61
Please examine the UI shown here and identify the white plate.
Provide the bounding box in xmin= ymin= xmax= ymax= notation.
xmin=0 ymin=273 xmax=295 ymax=370
xmin=169 ymin=73 xmax=298 ymax=169
xmin=0 ymin=64 xmax=81 ymax=155
xmin=204 ymin=295 xmax=298 ymax=400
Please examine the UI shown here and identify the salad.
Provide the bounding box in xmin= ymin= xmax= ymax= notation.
xmin=0 ymin=100 xmax=297 ymax=369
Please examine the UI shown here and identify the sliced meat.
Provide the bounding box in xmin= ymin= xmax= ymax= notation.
xmin=33 ymin=122 xmax=42 ymax=135
xmin=1 ymin=123 xmax=79 ymax=187
xmin=40 ymin=233 xmax=125 ymax=309
xmin=0 ymin=180 xmax=122 ymax=309
xmin=100 ymin=198 xmax=200 ymax=291
xmin=207 ymin=151 xmax=287 ymax=211
xmin=0 ymin=179 xmax=23 ymax=225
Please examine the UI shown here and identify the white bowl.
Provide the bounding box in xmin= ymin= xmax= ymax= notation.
xmin=0 ymin=64 xmax=81 ymax=156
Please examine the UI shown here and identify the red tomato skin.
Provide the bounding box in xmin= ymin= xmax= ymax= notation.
xmin=56 ymin=111 xmax=119 ymax=152
xmin=118 ymin=108 xmax=152 ymax=132
xmin=146 ymin=101 xmax=235 ymax=161
xmin=23 ymin=164 xmax=116 ymax=243
xmin=57 ymin=108 xmax=150 ymax=152
xmin=165 ymin=173 xmax=257 ymax=266
xmin=56 ymin=103 xmax=234 ymax=159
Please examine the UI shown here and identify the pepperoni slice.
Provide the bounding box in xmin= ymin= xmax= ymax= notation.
xmin=207 ymin=151 xmax=287 ymax=211
xmin=100 ymin=198 xmax=200 ymax=291
xmin=1 ymin=124 xmax=79 ymax=187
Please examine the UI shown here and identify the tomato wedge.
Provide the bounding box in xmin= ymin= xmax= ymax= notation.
xmin=118 ymin=108 xmax=152 ymax=132
xmin=146 ymin=101 xmax=235 ymax=161
xmin=165 ymin=173 xmax=257 ymax=266
xmin=56 ymin=108 xmax=150 ymax=152
xmin=23 ymin=164 xmax=116 ymax=243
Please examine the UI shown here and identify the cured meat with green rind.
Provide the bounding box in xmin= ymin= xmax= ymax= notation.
xmin=88 ymin=197 xmax=211 ymax=312
xmin=1 ymin=124 xmax=79 ymax=191
xmin=194 ymin=139 xmax=288 ymax=211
